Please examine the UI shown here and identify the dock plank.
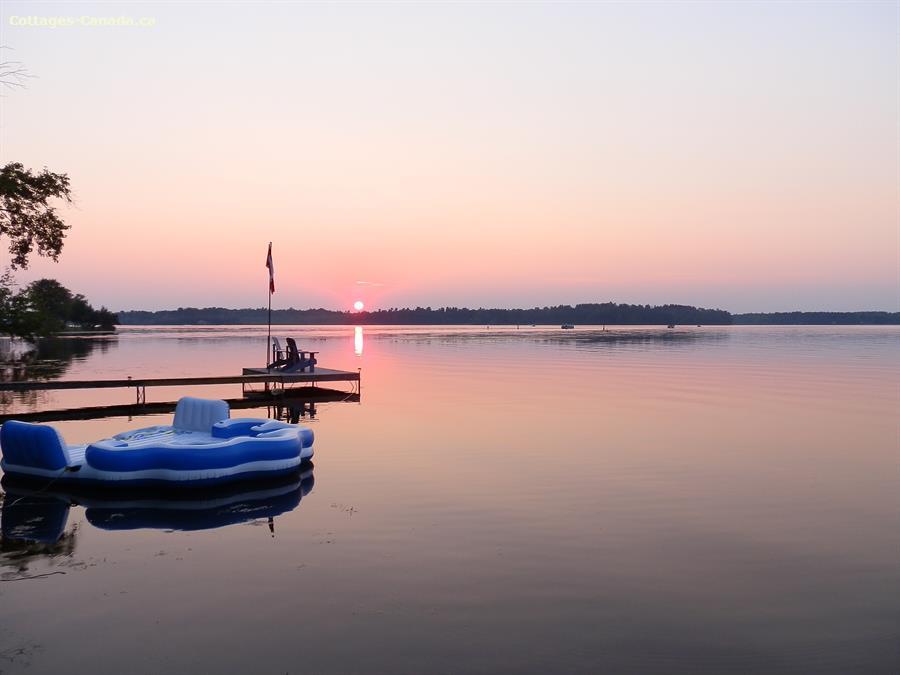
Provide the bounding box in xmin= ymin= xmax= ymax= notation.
xmin=0 ymin=368 xmax=360 ymax=392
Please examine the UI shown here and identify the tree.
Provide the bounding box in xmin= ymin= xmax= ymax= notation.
xmin=0 ymin=50 xmax=31 ymax=91
xmin=0 ymin=56 xmax=84 ymax=340
xmin=0 ymin=270 xmax=34 ymax=338
xmin=0 ymin=162 xmax=72 ymax=268
xmin=92 ymin=307 xmax=117 ymax=331
xmin=24 ymin=278 xmax=72 ymax=334
xmin=0 ymin=277 xmax=117 ymax=338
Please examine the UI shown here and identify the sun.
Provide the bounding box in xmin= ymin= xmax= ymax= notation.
xmin=353 ymin=300 xmax=364 ymax=311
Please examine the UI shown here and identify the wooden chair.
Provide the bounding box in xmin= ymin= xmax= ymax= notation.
xmin=267 ymin=337 xmax=289 ymax=369
xmin=282 ymin=337 xmax=318 ymax=373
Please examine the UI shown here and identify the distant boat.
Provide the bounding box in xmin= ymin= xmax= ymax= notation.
xmin=561 ymin=324 xmax=575 ymax=329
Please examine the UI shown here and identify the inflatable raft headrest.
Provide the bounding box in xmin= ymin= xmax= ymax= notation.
xmin=0 ymin=421 xmax=70 ymax=471
xmin=173 ymin=397 xmax=230 ymax=432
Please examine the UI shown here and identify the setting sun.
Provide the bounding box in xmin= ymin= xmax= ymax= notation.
xmin=353 ymin=300 xmax=364 ymax=311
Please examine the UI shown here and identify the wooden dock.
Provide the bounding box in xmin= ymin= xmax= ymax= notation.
xmin=0 ymin=366 xmax=361 ymax=419
xmin=0 ymin=368 xmax=360 ymax=392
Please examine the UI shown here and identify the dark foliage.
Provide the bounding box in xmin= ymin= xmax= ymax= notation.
xmin=0 ymin=270 xmax=32 ymax=338
xmin=117 ymin=302 xmax=733 ymax=326
xmin=118 ymin=305 xmax=900 ymax=326
xmin=0 ymin=278 xmax=117 ymax=339
xmin=734 ymin=312 xmax=900 ymax=325
xmin=0 ymin=162 xmax=72 ymax=269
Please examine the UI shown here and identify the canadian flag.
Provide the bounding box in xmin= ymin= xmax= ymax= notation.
xmin=265 ymin=242 xmax=275 ymax=294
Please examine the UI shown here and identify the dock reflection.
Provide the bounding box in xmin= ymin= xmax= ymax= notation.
xmin=270 ymin=400 xmax=318 ymax=423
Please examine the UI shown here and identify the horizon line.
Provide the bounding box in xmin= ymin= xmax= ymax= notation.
xmin=115 ymin=304 xmax=900 ymax=315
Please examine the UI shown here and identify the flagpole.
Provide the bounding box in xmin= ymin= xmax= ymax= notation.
xmin=266 ymin=241 xmax=272 ymax=369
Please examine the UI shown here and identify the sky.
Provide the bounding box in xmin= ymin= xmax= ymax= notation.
xmin=1 ymin=1 xmax=897 ymax=313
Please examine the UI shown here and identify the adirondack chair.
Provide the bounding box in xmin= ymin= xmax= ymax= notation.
xmin=267 ymin=337 xmax=289 ymax=369
xmin=281 ymin=337 xmax=318 ymax=373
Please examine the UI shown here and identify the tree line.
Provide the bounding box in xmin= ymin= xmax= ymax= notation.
xmin=116 ymin=305 xmax=900 ymax=326
xmin=0 ymin=277 xmax=117 ymax=338
xmin=119 ymin=303 xmax=732 ymax=325
xmin=734 ymin=311 xmax=900 ymax=325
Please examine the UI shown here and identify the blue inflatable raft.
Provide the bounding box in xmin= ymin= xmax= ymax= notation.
xmin=0 ymin=397 xmax=314 ymax=487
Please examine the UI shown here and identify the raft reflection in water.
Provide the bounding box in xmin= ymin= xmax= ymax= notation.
xmin=0 ymin=467 xmax=314 ymax=552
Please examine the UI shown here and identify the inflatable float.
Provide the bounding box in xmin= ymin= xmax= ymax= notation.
xmin=0 ymin=397 xmax=314 ymax=487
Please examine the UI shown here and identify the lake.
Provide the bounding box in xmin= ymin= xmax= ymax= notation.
xmin=1 ymin=325 xmax=897 ymax=674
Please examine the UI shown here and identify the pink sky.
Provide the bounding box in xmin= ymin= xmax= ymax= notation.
xmin=1 ymin=1 xmax=897 ymax=312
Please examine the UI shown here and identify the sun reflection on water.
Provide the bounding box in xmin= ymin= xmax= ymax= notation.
xmin=354 ymin=326 xmax=363 ymax=356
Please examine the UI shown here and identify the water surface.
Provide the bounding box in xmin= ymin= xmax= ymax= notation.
xmin=1 ymin=325 xmax=897 ymax=673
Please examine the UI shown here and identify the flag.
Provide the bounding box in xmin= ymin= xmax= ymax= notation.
xmin=265 ymin=242 xmax=275 ymax=294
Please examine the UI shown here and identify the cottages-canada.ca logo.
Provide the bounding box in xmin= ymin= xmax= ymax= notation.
xmin=8 ymin=15 xmax=156 ymax=28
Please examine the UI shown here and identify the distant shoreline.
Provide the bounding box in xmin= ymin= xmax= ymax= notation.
xmin=115 ymin=304 xmax=900 ymax=326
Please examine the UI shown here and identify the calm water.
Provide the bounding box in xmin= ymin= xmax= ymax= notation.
xmin=0 ymin=325 xmax=897 ymax=674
